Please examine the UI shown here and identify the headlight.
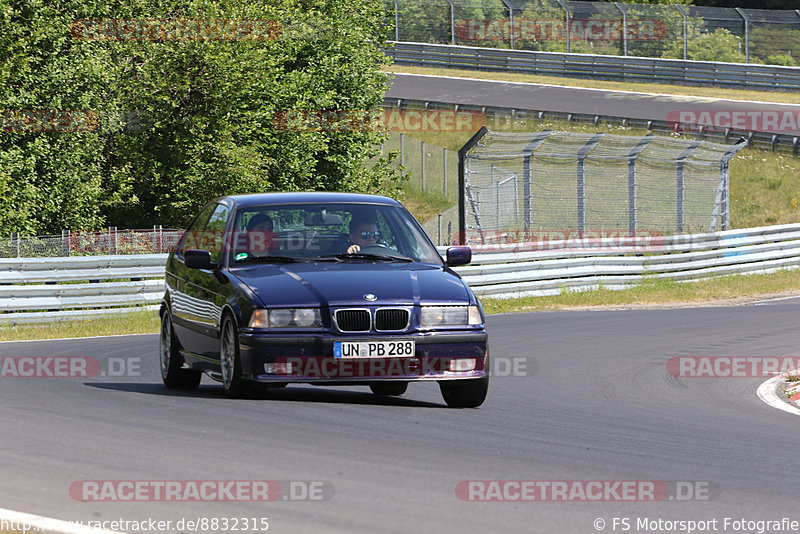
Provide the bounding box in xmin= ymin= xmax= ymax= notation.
xmin=420 ymin=305 xmax=482 ymax=327
xmin=249 ymin=308 xmax=321 ymax=328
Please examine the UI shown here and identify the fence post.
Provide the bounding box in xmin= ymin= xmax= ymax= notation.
xmin=393 ymin=0 xmax=399 ymax=41
xmin=443 ymin=147 xmax=448 ymax=196
xmin=521 ymin=131 xmax=553 ymax=233
xmin=400 ymin=133 xmax=405 ymax=177
xmin=627 ymin=136 xmax=654 ymax=235
xmin=614 ymin=3 xmax=627 ymax=56
xmin=675 ymin=5 xmax=688 ymax=60
xmin=446 ymin=0 xmax=455 ymax=45
xmin=421 ymin=140 xmax=426 ymax=190
xmin=735 ymin=8 xmax=749 ymax=63
xmin=500 ymin=0 xmax=514 ymax=49
xmin=577 ymin=134 xmax=603 ymax=235
xmin=61 ymin=229 xmax=70 ymax=256
xmin=438 ymin=214 xmax=442 ymax=246
xmin=676 ymin=141 xmax=702 ymax=234
xmin=557 ymin=0 xmax=570 ymax=53
xmin=109 ymin=226 xmax=117 ymax=255
xmin=11 ymin=232 xmax=19 ymax=258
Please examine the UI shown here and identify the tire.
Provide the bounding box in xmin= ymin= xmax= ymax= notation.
xmin=160 ymin=310 xmax=201 ymax=390
xmin=439 ymin=375 xmax=488 ymax=408
xmin=220 ymin=314 xmax=248 ymax=397
xmin=369 ymin=382 xmax=408 ymax=396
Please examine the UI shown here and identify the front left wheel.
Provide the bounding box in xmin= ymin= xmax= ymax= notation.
xmin=439 ymin=376 xmax=488 ymax=408
xmin=160 ymin=311 xmax=201 ymax=390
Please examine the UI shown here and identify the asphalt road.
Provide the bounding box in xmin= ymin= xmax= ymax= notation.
xmin=2 ymin=299 xmax=799 ymax=533
xmin=386 ymin=73 xmax=800 ymax=134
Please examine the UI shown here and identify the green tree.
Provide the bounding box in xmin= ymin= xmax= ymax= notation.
xmin=661 ymin=27 xmax=746 ymax=62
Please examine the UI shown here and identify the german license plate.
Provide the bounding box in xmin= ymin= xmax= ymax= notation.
xmin=334 ymin=340 xmax=415 ymax=359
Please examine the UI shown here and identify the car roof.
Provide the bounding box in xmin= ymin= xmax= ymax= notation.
xmin=223 ymin=192 xmax=403 ymax=209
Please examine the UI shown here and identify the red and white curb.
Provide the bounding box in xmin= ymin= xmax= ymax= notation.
xmin=757 ymin=372 xmax=800 ymax=417
xmin=0 ymin=507 xmax=124 ymax=534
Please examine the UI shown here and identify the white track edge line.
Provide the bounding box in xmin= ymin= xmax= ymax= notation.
xmin=0 ymin=507 xmax=125 ymax=534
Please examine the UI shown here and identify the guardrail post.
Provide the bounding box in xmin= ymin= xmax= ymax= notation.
xmin=614 ymin=3 xmax=627 ymax=56
xmin=577 ymin=134 xmax=603 ymax=235
xmin=735 ymin=8 xmax=749 ymax=64
xmin=675 ymin=5 xmax=688 ymax=61
xmin=676 ymin=141 xmax=702 ymax=234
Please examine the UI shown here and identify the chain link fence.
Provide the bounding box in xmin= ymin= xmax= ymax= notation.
xmin=0 ymin=227 xmax=183 ymax=258
xmin=457 ymin=128 xmax=746 ymax=244
xmin=386 ymin=0 xmax=800 ymax=65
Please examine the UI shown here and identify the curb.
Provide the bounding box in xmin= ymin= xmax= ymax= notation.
xmin=0 ymin=508 xmax=124 ymax=534
xmin=757 ymin=372 xmax=800 ymax=417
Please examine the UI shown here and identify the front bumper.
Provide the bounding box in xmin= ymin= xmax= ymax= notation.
xmin=238 ymin=331 xmax=488 ymax=383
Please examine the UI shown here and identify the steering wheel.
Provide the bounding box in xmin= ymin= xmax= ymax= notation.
xmin=358 ymin=243 xmax=392 ymax=254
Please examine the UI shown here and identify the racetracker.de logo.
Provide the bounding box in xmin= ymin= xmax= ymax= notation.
xmin=69 ymin=19 xmax=282 ymax=41
xmin=0 ymin=356 xmax=140 ymax=378
xmin=456 ymin=480 xmax=714 ymax=502
xmin=458 ymin=230 xmax=665 ymax=253
xmin=272 ymin=109 xmax=485 ymax=133
xmin=666 ymin=356 xmax=800 ymax=378
xmin=667 ymin=110 xmax=800 ymax=134
xmin=1 ymin=110 xmax=99 ymax=133
xmin=70 ymin=480 xmax=281 ymax=502
xmin=456 ymin=19 xmax=667 ymax=42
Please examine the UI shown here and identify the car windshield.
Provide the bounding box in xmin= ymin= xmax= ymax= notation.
xmin=228 ymin=202 xmax=443 ymax=265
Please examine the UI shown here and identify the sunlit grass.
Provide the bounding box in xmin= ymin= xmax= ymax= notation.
xmin=482 ymin=268 xmax=800 ymax=314
xmin=386 ymin=65 xmax=800 ymax=104
xmin=0 ymin=309 xmax=160 ymax=342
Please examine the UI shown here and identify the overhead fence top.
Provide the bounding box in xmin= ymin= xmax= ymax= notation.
xmin=458 ymin=128 xmax=746 ymax=243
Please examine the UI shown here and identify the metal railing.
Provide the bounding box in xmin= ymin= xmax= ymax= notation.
xmin=3 ymin=223 xmax=800 ymax=322
xmin=383 ymin=98 xmax=800 ymax=156
xmin=386 ymin=41 xmax=800 ymax=92
xmin=387 ymin=0 xmax=800 ymax=65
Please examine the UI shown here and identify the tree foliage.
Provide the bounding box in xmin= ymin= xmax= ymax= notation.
xmin=0 ymin=0 xmax=398 ymax=233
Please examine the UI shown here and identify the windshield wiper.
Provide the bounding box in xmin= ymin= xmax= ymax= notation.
xmin=234 ymin=255 xmax=308 ymax=264
xmin=320 ymin=253 xmax=413 ymax=262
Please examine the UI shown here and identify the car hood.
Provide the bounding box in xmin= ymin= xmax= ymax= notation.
xmin=231 ymin=263 xmax=471 ymax=308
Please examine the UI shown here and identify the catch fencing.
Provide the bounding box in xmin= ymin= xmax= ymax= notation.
xmin=457 ymin=128 xmax=747 ymax=242
xmin=387 ymin=0 xmax=800 ymax=64
xmin=2 ymin=223 xmax=800 ymax=322
xmin=1 ymin=227 xmax=183 ymax=258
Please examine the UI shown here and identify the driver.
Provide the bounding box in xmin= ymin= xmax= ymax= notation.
xmin=347 ymin=218 xmax=380 ymax=254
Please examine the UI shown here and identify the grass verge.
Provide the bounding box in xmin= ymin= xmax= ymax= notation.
xmin=0 ymin=309 xmax=160 ymax=342
xmin=481 ymin=268 xmax=800 ymax=314
xmin=386 ymin=65 xmax=800 ymax=105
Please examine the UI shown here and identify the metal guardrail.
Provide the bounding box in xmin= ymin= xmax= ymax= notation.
xmin=0 ymin=254 xmax=167 ymax=324
xmin=3 ymin=224 xmax=800 ymax=323
xmin=453 ymin=223 xmax=800 ymax=298
xmin=387 ymin=41 xmax=800 ymax=93
xmin=383 ymin=98 xmax=800 ymax=155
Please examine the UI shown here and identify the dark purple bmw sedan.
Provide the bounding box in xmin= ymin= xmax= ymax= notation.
xmin=159 ymin=192 xmax=488 ymax=407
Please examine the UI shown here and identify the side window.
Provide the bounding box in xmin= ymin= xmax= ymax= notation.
xmin=177 ymin=203 xmax=217 ymax=256
xmin=200 ymin=204 xmax=231 ymax=264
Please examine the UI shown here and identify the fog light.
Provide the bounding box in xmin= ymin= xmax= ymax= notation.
xmin=264 ymin=362 xmax=293 ymax=374
xmin=448 ymin=358 xmax=476 ymax=372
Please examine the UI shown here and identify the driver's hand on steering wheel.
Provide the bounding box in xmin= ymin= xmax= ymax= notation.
xmin=348 ymin=223 xmax=380 ymax=254
xmin=347 ymin=244 xmax=361 ymax=254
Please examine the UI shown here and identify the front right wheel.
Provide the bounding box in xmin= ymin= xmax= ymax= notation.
xmin=439 ymin=375 xmax=488 ymax=408
xmin=160 ymin=310 xmax=201 ymax=390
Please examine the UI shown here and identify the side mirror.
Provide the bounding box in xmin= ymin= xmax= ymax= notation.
xmin=445 ymin=246 xmax=471 ymax=267
xmin=184 ymin=249 xmax=216 ymax=270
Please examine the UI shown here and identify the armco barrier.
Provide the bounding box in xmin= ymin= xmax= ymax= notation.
xmin=0 ymin=254 xmax=167 ymax=324
xmin=1 ymin=223 xmax=799 ymax=323
xmin=386 ymin=41 xmax=800 ymax=93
